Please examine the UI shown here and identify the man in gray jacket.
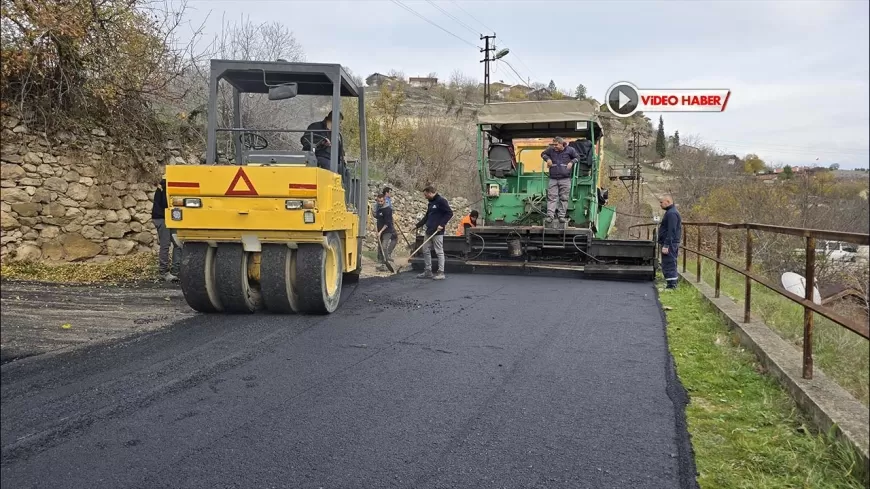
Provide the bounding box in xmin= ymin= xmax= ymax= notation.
xmin=540 ymin=137 xmax=580 ymax=224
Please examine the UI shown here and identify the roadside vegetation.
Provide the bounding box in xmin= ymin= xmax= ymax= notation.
xmin=660 ymin=282 xmax=866 ymax=488
xmin=616 ymin=132 xmax=869 ymax=406
xmin=690 ymin=256 xmax=869 ymax=406
xmin=0 ymin=253 xmax=159 ymax=284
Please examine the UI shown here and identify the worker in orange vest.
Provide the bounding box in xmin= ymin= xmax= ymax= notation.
xmin=456 ymin=210 xmax=479 ymax=236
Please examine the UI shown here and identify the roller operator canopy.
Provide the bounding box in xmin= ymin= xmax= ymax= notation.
xmin=210 ymin=59 xmax=362 ymax=97
xmin=477 ymin=99 xmax=604 ymax=141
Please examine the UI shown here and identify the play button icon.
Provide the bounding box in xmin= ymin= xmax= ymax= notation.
xmin=605 ymin=82 xmax=639 ymax=117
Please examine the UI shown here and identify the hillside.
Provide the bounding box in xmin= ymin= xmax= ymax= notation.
xmin=360 ymin=82 xmax=654 ymax=203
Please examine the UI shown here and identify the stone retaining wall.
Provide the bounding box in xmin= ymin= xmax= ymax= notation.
xmin=1 ymin=115 xmax=198 ymax=263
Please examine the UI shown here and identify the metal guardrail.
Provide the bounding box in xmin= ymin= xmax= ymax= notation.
xmin=630 ymin=221 xmax=870 ymax=380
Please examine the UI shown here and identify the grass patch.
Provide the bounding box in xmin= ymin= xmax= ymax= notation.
xmin=0 ymin=253 xmax=160 ymax=285
xmin=661 ymin=282 xmax=865 ymax=488
xmin=687 ymin=256 xmax=869 ymax=406
xmin=362 ymin=249 xmax=380 ymax=262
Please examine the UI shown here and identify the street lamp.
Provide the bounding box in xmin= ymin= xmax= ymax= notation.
xmin=494 ymin=48 xmax=510 ymax=60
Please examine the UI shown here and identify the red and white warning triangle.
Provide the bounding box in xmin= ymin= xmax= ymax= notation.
xmin=225 ymin=167 xmax=258 ymax=196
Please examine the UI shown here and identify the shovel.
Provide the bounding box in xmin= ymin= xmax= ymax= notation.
xmin=394 ymin=221 xmax=414 ymax=249
xmin=375 ymin=228 xmax=396 ymax=273
xmin=408 ymin=231 xmax=439 ymax=258
xmin=395 ymin=231 xmax=438 ymax=275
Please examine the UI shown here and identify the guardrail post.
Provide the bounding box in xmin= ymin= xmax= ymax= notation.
xmin=715 ymin=226 xmax=722 ymax=298
xmin=803 ymin=236 xmax=816 ymax=379
xmin=681 ymin=226 xmax=687 ymax=273
xmin=696 ymin=227 xmax=702 ymax=282
xmin=744 ymin=227 xmax=752 ymax=323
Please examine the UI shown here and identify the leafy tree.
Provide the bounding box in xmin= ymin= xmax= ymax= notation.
xmin=548 ymin=79 xmax=557 ymax=91
xmin=673 ymin=130 xmax=680 ymax=148
xmin=506 ymin=87 xmax=529 ymax=101
xmin=655 ymin=116 xmax=666 ymax=158
xmin=0 ymin=0 xmax=199 ymax=142
xmin=829 ymin=163 xmax=840 ymax=170
xmin=574 ymin=84 xmax=587 ymax=100
xmin=782 ymin=165 xmax=794 ymax=179
xmin=743 ymin=153 xmax=766 ymax=173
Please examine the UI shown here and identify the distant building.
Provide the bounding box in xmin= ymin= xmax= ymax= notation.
xmin=756 ymin=173 xmax=778 ymax=183
xmin=365 ymin=73 xmax=395 ymax=87
xmin=718 ymin=154 xmax=741 ymax=165
xmin=819 ymin=284 xmax=867 ymax=318
xmin=409 ymin=76 xmax=438 ymax=89
xmin=527 ymin=87 xmax=553 ymax=100
xmin=654 ymin=159 xmax=672 ymax=171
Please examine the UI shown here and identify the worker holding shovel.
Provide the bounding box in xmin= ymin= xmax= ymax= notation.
xmin=375 ymin=193 xmax=398 ymax=272
xmin=413 ymin=185 xmax=453 ymax=280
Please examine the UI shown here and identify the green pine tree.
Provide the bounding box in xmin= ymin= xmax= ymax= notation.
xmin=656 ymin=116 xmax=667 ymax=158
xmin=673 ymin=130 xmax=680 ymax=148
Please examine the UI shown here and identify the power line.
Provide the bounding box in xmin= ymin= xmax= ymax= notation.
xmin=497 ymin=59 xmax=529 ymax=87
xmin=703 ymin=138 xmax=869 ymax=155
xmin=424 ymin=0 xmax=480 ymax=36
xmin=448 ymin=0 xmax=535 ymax=83
xmin=699 ymin=140 xmax=868 ymax=158
xmin=390 ymin=0 xmax=479 ymax=49
xmin=450 ymin=0 xmax=495 ymax=33
xmin=493 ymin=38 xmax=534 ymax=81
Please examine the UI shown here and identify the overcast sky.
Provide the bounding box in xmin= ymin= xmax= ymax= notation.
xmin=180 ymin=0 xmax=870 ymax=169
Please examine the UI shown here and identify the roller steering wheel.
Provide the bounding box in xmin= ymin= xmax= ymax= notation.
xmin=241 ymin=132 xmax=268 ymax=150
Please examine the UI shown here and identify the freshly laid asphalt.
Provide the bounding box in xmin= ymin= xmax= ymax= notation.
xmin=0 ymin=273 xmax=697 ymax=489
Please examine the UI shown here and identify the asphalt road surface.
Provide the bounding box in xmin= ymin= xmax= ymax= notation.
xmin=1 ymin=273 xmax=696 ymax=489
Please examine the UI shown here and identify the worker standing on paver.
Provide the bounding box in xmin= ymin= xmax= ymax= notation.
xmin=541 ymin=136 xmax=581 ymax=225
xmin=152 ymin=177 xmax=181 ymax=282
xmin=415 ymin=185 xmax=453 ymax=280
xmin=375 ymin=193 xmax=397 ymax=271
xmin=658 ymin=194 xmax=682 ymax=290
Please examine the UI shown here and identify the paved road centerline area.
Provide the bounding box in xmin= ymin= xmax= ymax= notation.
xmin=1 ymin=274 xmax=695 ymax=489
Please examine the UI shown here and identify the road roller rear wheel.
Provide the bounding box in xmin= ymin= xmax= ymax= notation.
xmin=295 ymin=232 xmax=344 ymax=314
xmin=180 ymin=242 xmax=222 ymax=313
xmin=259 ymin=244 xmax=300 ymax=314
xmin=214 ymin=244 xmax=262 ymax=314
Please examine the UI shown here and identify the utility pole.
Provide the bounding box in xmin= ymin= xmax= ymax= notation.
xmin=480 ymin=34 xmax=496 ymax=104
xmin=625 ymin=129 xmax=645 ymax=237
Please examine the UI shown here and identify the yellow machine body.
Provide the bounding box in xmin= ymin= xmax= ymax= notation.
xmin=165 ymin=165 xmax=360 ymax=273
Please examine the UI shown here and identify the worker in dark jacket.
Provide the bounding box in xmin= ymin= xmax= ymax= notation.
xmin=657 ymin=194 xmax=682 ymax=290
xmin=414 ymin=185 xmax=453 ymax=280
xmin=375 ymin=193 xmax=397 ymax=271
xmin=151 ymin=177 xmax=181 ymax=282
xmin=300 ymin=110 xmax=346 ymax=177
xmin=540 ymin=136 xmax=580 ymax=224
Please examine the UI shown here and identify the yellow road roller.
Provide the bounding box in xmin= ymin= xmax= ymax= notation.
xmin=165 ymin=59 xmax=369 ymax=314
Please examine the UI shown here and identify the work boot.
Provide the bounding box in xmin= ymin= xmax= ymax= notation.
xmin=433 ymin=272 xmax=446 ymax=280
xmin=417 ymin=270 xmax=434 ymax=279
xmin=544 ymin=216 xmax=554 ymax=224
xmin=163 ymin=272 xmax=179 ymax=282
xmin=376 ymin=264 xmax=388 ymax=272
xmin=558 ymin=217 xmax=568 ymax=224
